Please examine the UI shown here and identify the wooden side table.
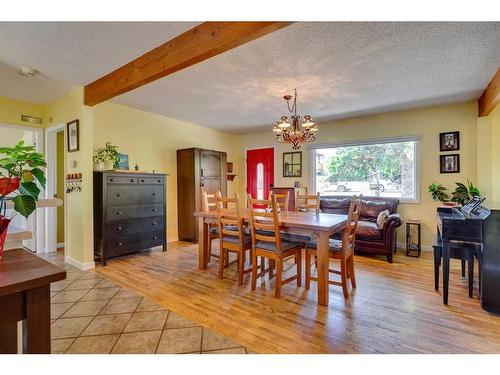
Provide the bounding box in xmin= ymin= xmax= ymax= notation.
xmin=406 ymin=219 xmax=421 ymax=257
xmin=0 ymin=249 xmax=66 ymax=354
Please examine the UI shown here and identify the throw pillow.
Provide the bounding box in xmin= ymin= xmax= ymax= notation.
xmin=376 ymin=209 xmax=390 ymax=229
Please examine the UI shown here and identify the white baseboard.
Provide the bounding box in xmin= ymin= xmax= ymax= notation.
xmin=57 ymin=242 xmax=65 ymax=249
xmin=65 ymin=255 xmax=95 ymax=270
xmin=397 ymin=242 xmax=433 ymax=252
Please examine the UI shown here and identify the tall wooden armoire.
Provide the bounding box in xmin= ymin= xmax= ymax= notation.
xmin=177 ymin=148 xmax=227 ymax=242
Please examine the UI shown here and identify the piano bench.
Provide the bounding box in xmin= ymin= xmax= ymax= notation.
xmin=433 ymin=242 xmax=478 ymax=299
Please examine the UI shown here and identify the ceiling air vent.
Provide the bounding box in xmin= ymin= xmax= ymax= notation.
xmin=21 ymin=114 xmax=42 ymax=125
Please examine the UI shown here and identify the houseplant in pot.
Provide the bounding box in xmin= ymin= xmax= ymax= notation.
xmin=0 ymin=141 xmax=46 ymax=261
xmin=93 ymin=142 xmax=120 ymax=171
xmin=450 ymin=179 xmax=481 ymax=206
xmin=428 ymin=182 xmax=453 ymax=206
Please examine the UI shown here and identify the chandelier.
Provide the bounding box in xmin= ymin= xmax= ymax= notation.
xmin=273 ymin=89 xmax=318 ymax=150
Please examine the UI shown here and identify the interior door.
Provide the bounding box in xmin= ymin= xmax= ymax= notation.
xmin=200 ymin=150 xmax=222 ymax=194
xmin=246 ymin=148 xmax=274 ymax=201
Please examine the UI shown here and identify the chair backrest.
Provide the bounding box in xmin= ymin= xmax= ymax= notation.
xmin=341 ymin=194 xmax=363 ymax=252
xmin=296 ymin=192 xmax=320 ymax=214
xmin=269 ymin=191 xmax=290 ymax=211
xmin=249 ymin=195 xmax=284 ymax=252
xmin=201 ymin=188 xmax=220 ymax=212
xmin=216 ymin=193 xmax=243 ymax=241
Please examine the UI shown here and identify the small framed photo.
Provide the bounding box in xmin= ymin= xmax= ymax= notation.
xmin=66 ymin=119 xmax=80 ymax=152
xmin=440 ymin=131 xmax=460 ymax=151
xmin=440 ymin=154 xmax=460 ymax=173
xmin=117 ymin=153 xmax=129 ymax=170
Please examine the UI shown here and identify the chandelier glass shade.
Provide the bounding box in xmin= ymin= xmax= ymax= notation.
xmin=273 ymin=89 xmax=317 ymax=150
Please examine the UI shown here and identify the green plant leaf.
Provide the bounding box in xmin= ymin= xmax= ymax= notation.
xmin=12 ymin=194 xmax=36 ymax=218
xmin=19 ymin=181 xmax=40 ymax=199
xmin=30 ymin=167 xmax=46 ymax=187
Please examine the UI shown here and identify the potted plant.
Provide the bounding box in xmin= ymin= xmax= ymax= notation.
xmin=428 ymin=182 xmax=452 ymax=205
xmin=451 ymin=179 xmax=480 ymax=206
xmin=0 ymin=141 xmax=46 ymax=261
xmin=93 ymin=142 xmax=120 ymax=171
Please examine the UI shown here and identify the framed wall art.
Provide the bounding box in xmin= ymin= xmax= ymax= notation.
xmin=66 ymin=119 xmax=80 ymax=152
xmin=440 ymin=131 xmax=460 ymax=151
xmin=283 ymin=151 xmax=302 ymax=177
xmin=440 ymin=154 xmax=460 ymax=173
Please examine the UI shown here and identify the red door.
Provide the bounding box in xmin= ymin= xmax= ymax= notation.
xmin=246 ymin=148 xmax=274 ymax=201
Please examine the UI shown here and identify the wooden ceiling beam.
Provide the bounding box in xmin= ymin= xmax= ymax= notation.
xmin=478 ymin=68 xmax=500 ymax=117
xmin=84 ymin=21 xmax=293 ymax=106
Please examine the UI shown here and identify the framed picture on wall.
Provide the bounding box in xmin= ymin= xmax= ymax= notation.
xmin=440 ymin=131 xmax=460 ymax=151
xmin=66 ymin=119 xmax=79 ymax=152
xmin=283 ymin=151 xmax=302 ymax=177
xmin=440 ymin=154 xmax=460 ymax=173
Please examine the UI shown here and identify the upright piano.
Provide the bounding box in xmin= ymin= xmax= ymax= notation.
xmin=437 ymin=205 xmax=500 ymax=314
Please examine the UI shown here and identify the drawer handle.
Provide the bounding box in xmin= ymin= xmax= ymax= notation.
xmin=152 ymin=193 xmax=156 ymax=196
xmin=117 ymin=227 xmax=123 ymax=231
xmin=116 ymin=193 xmax=121 ymax=197
xmin=152 ymin=222 xmax=157 ymax=226
xmin=110 ymin=178 xmax=114 ymax=182
xmin=152 ymin=208 xmax=157 ymax=212
xmin=153 ymin=236 xmax=158 ymax=240
xmin=117 ymin=211 xmax=122 ymax=215
xmin=130 ymin=179 xmax=135 ymax=182
xmin=141 ymin=179 xmax=145 ymax=182
xmin=118 ymin=242 xmax=123 ymax=246
xmin=157 ymin=180 xmax=161 ymax=183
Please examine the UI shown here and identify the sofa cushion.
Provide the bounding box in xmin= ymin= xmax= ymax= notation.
xmin=356 ymin=220 xmax=382 ymax=239
xmin=360 ymin=200 xmax=395 ymax=222
xmin=320 ymin=197 xmax=352 ymax=214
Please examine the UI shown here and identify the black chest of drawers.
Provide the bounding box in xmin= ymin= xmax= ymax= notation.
xmin=93 ymin=171 xmax=167 ymax=266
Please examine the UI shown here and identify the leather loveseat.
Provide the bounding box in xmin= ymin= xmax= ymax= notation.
xmin=320 ymin=195 xmax=402 ymax=263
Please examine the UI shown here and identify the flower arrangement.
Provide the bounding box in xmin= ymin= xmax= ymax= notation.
xmin=93 ymin=142 xmax=120 ymax=170
xmin=0 ymin=141 xmax=46 ymax=260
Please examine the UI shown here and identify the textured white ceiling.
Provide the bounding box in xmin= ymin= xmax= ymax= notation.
xmin=0 ymin=22 xmax=499 ymax=132
xmin=0 ymin=22 xmax=198 ymax=103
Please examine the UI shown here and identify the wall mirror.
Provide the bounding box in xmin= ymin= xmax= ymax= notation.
xmin=283 ymin=151 xmax=302 ymax=177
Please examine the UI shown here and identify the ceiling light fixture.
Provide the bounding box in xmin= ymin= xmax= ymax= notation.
xmin=18 ymin=67 xmax=38 ymax=77
xmin=273 ymin=89 xmax=318 ymax=150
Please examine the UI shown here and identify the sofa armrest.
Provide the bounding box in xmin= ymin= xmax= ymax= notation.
xmin=382 ymin=213 xmax=402 ymax=248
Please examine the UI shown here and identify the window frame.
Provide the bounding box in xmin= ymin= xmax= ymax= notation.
xmin=309 ymin=135 xmax=421 ymax=204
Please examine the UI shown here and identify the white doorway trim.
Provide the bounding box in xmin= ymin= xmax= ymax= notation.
xmin=0 ymin=122 xmax=44 ymax=253
xmin=44 ymin=123 xmax=65 ymax=254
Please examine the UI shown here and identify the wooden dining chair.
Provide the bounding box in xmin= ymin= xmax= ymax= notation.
xmin=295 ymin=192 xmax=321 ymax=214
xmin=216 ymin=193 xmax=253 ymax=285
xmin=202 ymin=189 xmax=223 ymax=262
xmin=304 ymin=195 xmax=362 ymax=299
xmin=269 ymin=191 xmax=290 ymax=211
xmin=249 ymin=195 xmax=302 ymax=298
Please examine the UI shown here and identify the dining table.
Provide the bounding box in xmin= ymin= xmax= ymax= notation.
xmin=194 ymin=209 xmax=347 ymax=306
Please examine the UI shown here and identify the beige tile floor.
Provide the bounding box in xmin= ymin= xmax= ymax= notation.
xmin=43 ymin=252 xmax=250 ymax=354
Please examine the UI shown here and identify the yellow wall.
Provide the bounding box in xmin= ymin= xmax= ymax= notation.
xmin=56 ymin=130 xmax=65 ymax=244
xmin=0 ymin=96 xmax=45 ymax=128
xmin=477 ymin=103 xmax=500 ymax=208
xmin=240 ymin=102 xmax=479 ymax=248
xmin=92 ymin=101 xmax=243 ymax=241
xmin=45 ymin=87 xmax=95 ymax=267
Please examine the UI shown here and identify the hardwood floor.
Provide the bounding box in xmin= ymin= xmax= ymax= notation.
xmin=94 ymin=242 xmax=500 ymax=354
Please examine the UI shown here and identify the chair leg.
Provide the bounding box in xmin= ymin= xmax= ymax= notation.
xmin=251 ymin=250 xmax=257 ymax=291
xmin=269 ymin=259 xmax=274 ymax=279
xmin=238 ymin=251 xmax=245 ymax=286
xmin=296 ymin=251 xmax=302 ymax=287
xmin=219 ymin=247 xmax=225 ymax=279
xmin=340 ymin=257 xmax=349 ymax=299
xmin=275 ymin=258 xmax=283 ymax=298
xmin=349 ymin=254 xmax=356 ymax=289
xmin=208 ymin=237 xmax=212 ymax=261
xmin=305 ymin=251 xmax=311 ymax=290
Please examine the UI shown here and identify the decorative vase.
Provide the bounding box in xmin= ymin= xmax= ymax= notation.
xmin=0 ymin=215 xmax=11 ymax=262
xmin=104 ymin=160 xmax=114 ymax=170
xmin=94 ymin=162 xmax=105 ymax=171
